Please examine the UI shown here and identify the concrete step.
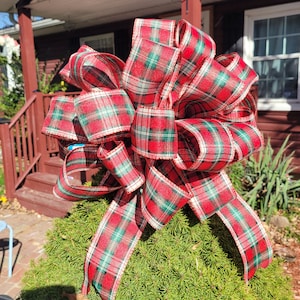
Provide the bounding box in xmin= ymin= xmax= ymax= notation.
xmin=15 ymin=187 xmax=75 ymax=218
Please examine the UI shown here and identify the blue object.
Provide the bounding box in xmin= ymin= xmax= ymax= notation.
xmin=0 ymin=295 xmax=13 ymax=300
xmin=0 ymin=221 xmax=13 ymax=277
xmin=68 ymin=144 xmax=85 ymax=150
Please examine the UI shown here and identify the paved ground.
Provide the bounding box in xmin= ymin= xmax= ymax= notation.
xmin=0 ymin=202 xmax=53 ymax=299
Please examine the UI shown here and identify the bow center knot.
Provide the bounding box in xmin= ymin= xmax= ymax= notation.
xmin=131 ymin=107 xmax=177 ymax=160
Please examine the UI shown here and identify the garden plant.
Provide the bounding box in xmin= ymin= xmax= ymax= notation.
xmin=0 ymin=35 xmax=24 ymax=118
xmin=228 ymin=136 xmax=300 ymax=220
xmin=0 ymin=34 xmax=67 ymax=118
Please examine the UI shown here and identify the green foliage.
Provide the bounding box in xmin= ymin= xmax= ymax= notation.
xmin=20 ymin=200 xmax=292 ymax=300
xmin=0 ymin=54 xmax=25 ymax=117
xmin=0 ymin=55 xmax=67 ymax=118
xmin=0 ymin=166 xmax=4 ymax=187
xmin=226 ymin=160 xmax=245 ymax=195
xmin=37 ymin=60 xmax=68 ymax=93
xmin=228 ymin=136 xmax=300 ymax=219
xmin=0 ymin=167 xmax=7 ymax=204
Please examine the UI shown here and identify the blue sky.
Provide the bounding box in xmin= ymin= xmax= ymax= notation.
xmin=0 ymin=12 xmax=43 ymax=30
xmin=0 ymin=12 xmax=14 ymax=30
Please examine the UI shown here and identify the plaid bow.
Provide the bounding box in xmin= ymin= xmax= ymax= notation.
xmin=42 ymin=18 xmax=272 ymax=300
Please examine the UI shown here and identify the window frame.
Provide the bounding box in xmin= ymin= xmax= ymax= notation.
xmin=244 ymin=2 xmax=300 ymax=111
xmin=80 ymin=32 xmax=115 ymax=54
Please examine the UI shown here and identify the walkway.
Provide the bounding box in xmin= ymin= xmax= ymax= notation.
xmin=0 ymin=201 xmax=53 ymax=299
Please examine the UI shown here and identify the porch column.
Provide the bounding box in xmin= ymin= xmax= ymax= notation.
xmin=181 ymin=0 xmax=202 ymax=28
xmin=17 ymin=6 xmax=38 ymax=99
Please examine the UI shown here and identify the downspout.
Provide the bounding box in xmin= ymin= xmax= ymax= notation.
xmin=16 ymin=1 xmax=38 ymax=100
xmin=181 ymin=0 xmax=202 ymax=28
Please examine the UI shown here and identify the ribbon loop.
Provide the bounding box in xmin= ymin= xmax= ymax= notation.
xmin=170 ymin=19 xmax=216 ymax=103
xmin=42 ymin=95 xmax=88 ymax=142
xmin=216 ymin=52 xmax=258 ymax=113
xmin=74 ymin=89 xmax=134 ymax=143
xmin=132 ymin=18 xmax=176 ymax=46
xmin=228 ymin=123 xmax=264 ymax=161
xmin=174 ymin=59 xmax=245 ymax=118
xmin=131 ymin=106 xmax=178 ymax=160
xmin=61 ymin=45 xmax=125 ymax=91
xmin=54 ymin=145 xmax=121 ymax=201
xmin=174 ymin=53 xmax=258 ymax=119
xmin=174 ymin=119 xmax=235 ymax=172
xmin=122 ymin=38 xmax=180 ymax=108
xmin=217 ymin=106 xmax=256 ymax=125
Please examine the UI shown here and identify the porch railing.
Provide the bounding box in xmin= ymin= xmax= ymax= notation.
xmin=0 ymin=91 xmax=79 ymax=200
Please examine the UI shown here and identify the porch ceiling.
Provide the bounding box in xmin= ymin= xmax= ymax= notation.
xmin=1 ymin=0 xmax=16 ymax=12
xmin=0 ymin=0 xmax=227 ymax=30
xmin=24 ymin=0 xmax=181 ymax=29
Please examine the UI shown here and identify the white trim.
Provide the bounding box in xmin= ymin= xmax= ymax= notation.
xmin=257 ymin=101 xmax=300 ymax=111
xmin=244 ymin=2 xmax=300 ymax=111
xmin=244 ymin=2 xmax=300 ymax=19
xmin=0 ymin=18 xmax=65 ymax=36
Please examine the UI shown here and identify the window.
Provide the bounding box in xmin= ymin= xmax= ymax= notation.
xmin=80 ymin=32 xmax=115 ymax=54
xmin=244 ymin=3 xmax=300 ymax=111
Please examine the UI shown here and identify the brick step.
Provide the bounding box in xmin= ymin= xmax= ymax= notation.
xmin=15 ymin=187 xmax=75 ymax=218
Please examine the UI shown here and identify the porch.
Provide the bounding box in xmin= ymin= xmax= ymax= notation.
xmin=0 ymin=92 xmax=80 ymax=217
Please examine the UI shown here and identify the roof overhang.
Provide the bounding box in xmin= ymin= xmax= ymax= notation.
xmin=1 ymin=0 xmax=182 ymax=30
xmin=0 ymin=0 xmax=228 ymax=37
xmin=21 ymin=0 xmax=183 ymax=29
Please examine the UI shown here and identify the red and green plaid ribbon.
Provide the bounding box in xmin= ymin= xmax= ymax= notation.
xmin=42 ymin=18 xmax=273 ymax=300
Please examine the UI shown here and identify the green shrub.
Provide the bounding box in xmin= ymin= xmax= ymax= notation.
xmin=226 ymin=160 xmax=245 ymax=195
xmin=37 ymin=59 xmax=68 ymax=93
xmin=228 ymin=136 xmax=300 ymax=220
xmin=0 ymin=54 xmax=25 ymax=118
xmin=0 ymin=56 xmax=67 ymax=118
xmin=20 ymin=200 xmax=292 ymax=300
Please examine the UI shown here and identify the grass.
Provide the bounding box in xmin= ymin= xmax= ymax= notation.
xmin=19 ymin=199 xmax=293 ymax=300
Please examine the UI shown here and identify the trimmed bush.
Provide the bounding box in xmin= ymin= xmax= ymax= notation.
xmin=20 ymin=200 xmax=292 ymax=300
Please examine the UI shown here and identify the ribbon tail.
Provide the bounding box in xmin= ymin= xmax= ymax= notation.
xmin=216 ymin=194 xmax=273 ymax=282
xmin=81 ymin=190 xmax=147 ymax=300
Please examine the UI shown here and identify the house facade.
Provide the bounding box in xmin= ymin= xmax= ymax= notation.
xmin=211 ymin=0 xmax=300 ymax=173
xmin=1 ymin=0 xmax=300 ymax=172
